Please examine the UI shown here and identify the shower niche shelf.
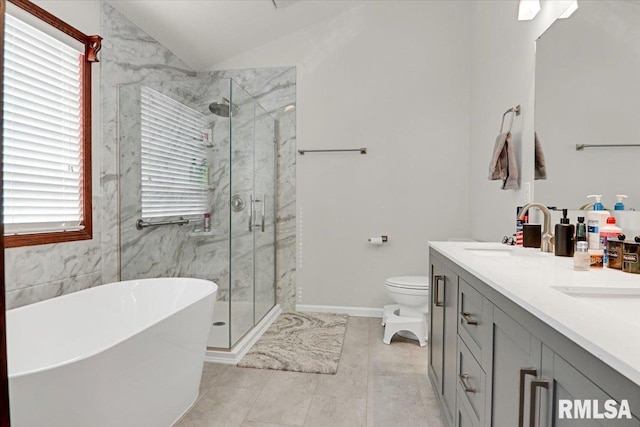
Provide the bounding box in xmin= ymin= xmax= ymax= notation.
xmin=187 ymin=229 xmax=222 ymax=238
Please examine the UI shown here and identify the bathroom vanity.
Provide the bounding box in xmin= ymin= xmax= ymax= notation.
xmin=428 ymin=242 xmax=640 ymax=427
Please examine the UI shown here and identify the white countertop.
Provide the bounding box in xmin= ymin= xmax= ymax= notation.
xmin=429 ymin=241 xmax=640 ymax=387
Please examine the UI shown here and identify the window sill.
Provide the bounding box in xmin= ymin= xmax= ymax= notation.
xmin=4 ymin=229 xmax=93 ymax=249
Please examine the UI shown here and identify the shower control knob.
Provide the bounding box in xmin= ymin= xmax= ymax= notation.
xmin=231 ymin=194 xmax=246 ymax=212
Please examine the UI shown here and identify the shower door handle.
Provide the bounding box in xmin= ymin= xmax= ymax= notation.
xmin=260 ymin=193 xmax=265 ymax=232
xmin=248 ymin=193 xmax=266 ymax=232
xmin=249 ymin=193 xmax=254 ymax=232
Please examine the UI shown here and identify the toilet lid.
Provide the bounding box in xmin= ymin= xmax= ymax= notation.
xmin=385 ymin=276 xmax=429 ymax=290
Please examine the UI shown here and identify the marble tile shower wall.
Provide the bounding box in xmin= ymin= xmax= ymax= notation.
xmin=100 ymin=2 xmax=196 ymax=287
xmin=197 ymin=69 xmax=297 ymax=311
xmin=107 ymin=3 xmax=296 ymax=310
xmin=119 ymin=70 xmax=295 ymax=311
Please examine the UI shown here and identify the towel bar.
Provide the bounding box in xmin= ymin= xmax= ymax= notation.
xmin=298 ymin=148 xmax=367 ymax=155
xmin=500 ymin=105 xmax=521 ymax=134
xmin=576 ymin=144 xmax=640 ymax=151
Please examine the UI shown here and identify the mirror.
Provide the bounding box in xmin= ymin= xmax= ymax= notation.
xmin=534 ymin=0 xmax=640 ymax=210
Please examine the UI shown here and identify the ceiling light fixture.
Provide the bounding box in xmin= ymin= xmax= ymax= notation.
xmin=558 ymin=0 xmax=578 ymax=19
xmin=518 ymin=0 xmax=541 ymax=21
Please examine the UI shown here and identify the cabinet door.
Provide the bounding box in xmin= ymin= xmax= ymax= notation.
xmin=490 ymin=307 xmax=542 ymax=427
xmin=539 ymin=346 xmax=640 ymax=427
xmin=429 ymin=261 xmax=458 ymax=425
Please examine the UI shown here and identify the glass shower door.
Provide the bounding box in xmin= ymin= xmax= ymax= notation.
xmin=229 ymin=81 xmax=256 ymax=346
xmin=253 ymin=104 xmax=276 ymax=322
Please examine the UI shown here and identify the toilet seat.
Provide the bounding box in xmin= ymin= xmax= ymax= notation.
xmin=385 ymin=276 xmax=429 ymax=290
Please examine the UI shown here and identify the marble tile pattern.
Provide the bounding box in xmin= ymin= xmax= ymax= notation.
xmin=117 ymin=68 xmax=296 ymax=319
xmin=176 ymin=317 xmax=444 ymax=427
xmin=100 ymin=2 xmax=196 ymax=286
xmin=237 ymin=312 xmax=348 ymax=374
xmin=4 ymin=196 xmax=103 ymax=309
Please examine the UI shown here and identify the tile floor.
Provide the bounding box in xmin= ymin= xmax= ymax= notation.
xmin=176 ymin=317 xmax=445 ymax=427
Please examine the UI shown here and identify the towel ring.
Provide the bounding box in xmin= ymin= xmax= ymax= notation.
xmin=500 ymin=105 xmax=521 ymax=134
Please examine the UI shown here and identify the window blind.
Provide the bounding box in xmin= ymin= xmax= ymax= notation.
xmin=3 ymin=13 xmax=84 ymax=235
xmin=140 ymin=86 xmax=208 ymax=219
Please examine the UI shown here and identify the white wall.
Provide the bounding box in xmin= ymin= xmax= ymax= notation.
xmin=467 ymin=0 xmax=573 ymax=242
xmin=214 ymin=1 xmax=472 ymax=310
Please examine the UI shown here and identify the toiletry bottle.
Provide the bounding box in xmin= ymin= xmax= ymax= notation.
xmin=600 ymin=216 xmax=622 ymax=266
xmin=203 ymin=212 xmax=211 ymax=232
xmin=515 ymin=206 xmax=525 ymax=246
xmin=575 ymin=217 xmax=587 ymax=243
xmin=574 ymin=241 xmax=589 ymax=271
xmin=554 ymin=209 xmax=574 ymax=257
xmin=615 ymin=194 xmax=628 ymax=211
xmin=586 ymin=195 xmax=610 ymax=250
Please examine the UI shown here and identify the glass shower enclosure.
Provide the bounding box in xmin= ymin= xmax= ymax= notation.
xmin=118 ymin=77 xmax=276 ymax=349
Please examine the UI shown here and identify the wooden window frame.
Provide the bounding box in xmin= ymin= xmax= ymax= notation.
xmin=3 ymin=0 xmax=102 ymax=248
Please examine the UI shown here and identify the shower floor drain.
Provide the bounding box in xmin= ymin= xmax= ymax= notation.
xmin=212 ymin=321 xmax=226 ymax=327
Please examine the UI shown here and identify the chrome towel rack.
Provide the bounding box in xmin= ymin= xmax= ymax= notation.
xmin=298 ymin=148 xmax=367 ymax=155
xmin=500 ymin=105 xmax=521 ymax=134
xmin=136 ymin=217 xmax=189 ymax=230
xmin=576 ymin=144 xmax=640 ymax=151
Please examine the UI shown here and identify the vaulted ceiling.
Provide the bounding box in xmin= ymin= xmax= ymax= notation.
xmin=107 ymin=0 xmax=363 ymax=70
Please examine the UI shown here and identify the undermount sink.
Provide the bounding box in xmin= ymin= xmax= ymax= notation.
xmin=552 ymin=286 xmax=640 ymax=299
xmin=464 ymin=246 xmax=543 ymax=258
xmin=552 ymin=285 xmax=640 ymax=327
xmin=465 ymin=248 xmax=515 ymax=257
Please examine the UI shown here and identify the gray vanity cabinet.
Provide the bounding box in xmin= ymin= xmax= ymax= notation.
xmin=490 ymin=307 xmax=542 ymax=427
xmin=428 ymin=247 xmax=640 ymax=427
xmin=429 ymin=257 xmax=459 ymax=425
xmin=539 ymin=346 xmax=640 ymax=427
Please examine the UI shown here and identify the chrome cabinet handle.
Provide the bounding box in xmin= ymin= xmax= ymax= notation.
xmin=433 ymin=275 xmax=444 ymax=307
xmin=458 ymin=374 xmax=476 ymax=393
xmin=518 ymin=368 xmax=537 ymax=427
xmin=461 ymin=312 xmax=478 ymax=326
xmin=529 ymin=379 xmax=549 ymax=427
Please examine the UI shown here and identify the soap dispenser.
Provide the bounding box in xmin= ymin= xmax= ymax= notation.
xmin=615 ymin=194 xmax=628 ymax=211
xmin=555 ymin=209 xmax=575 ymax=257
xmin=586 ymin=195 xmax=610 ymax=250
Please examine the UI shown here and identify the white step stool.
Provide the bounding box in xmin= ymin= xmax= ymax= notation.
xmin=381 ymin=304 xmax=427 ymax=347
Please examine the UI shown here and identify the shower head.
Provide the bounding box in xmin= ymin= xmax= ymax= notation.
xmin=208 ymin=97 xmax=238 ymax=118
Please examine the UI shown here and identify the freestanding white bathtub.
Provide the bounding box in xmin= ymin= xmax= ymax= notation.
xmin=7 ymin=277 xmax=217 ymax=427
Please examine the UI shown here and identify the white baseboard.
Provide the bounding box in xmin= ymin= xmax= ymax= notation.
xmin=204 ymin=304 xmax=282 ymax=365
xmin=296 ymin=304 xmax=383 ymax=318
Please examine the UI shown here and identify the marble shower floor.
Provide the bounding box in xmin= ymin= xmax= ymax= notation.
xmin=177 ymin=317 xmax=445 ymax=427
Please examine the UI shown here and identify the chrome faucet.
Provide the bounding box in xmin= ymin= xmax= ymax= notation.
xmin=518 ymin=203 xmax=554 ymax=252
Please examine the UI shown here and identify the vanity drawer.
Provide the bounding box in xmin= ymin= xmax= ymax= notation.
xmin=457 ymin=337 xmax=486 ymax=427
xmin=458 ymin=278 xmax=490 ymax=364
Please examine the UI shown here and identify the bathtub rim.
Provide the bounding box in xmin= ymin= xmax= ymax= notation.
xmin=8 ymin=277 xmax=217 ymax=379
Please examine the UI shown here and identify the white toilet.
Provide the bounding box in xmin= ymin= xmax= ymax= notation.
xmin=382 ymin=276 xmax=429 ymax=346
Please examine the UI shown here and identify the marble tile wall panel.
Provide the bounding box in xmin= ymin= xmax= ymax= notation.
xmin=100 ymin=2 xmax=196 ymax=285
xmin=6 ymin=271 xmax=103 ymax=310
xmin=4 ymin=196 xmax=103 ymax=307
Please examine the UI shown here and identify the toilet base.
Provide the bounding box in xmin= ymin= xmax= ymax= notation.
xmin=381 ymin=304 xmax=427 ymax=347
